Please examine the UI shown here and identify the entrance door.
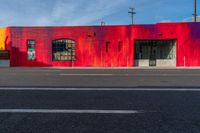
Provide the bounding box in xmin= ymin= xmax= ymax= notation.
xmin=149 ymin=45 xmax=157 ymax=66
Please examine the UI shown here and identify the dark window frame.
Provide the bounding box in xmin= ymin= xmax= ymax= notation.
xmin=27 ymin=40 xmax=36 ymax=61
xmin=52 ymin=39 xmax=76 ymax=61
xmin=134 ymin=39 xmax=176 ymax=60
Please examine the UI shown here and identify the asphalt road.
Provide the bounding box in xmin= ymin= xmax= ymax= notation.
xmin=0 ymin=89 xmax=200 ymax=133
xmin=0 ymin=68 xmax=200 ymax=133
xmin=0 ymin=67 xmax=200 ymax=88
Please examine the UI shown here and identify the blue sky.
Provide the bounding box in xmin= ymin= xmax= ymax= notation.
xmin=0 ymin=0 xmax=199 ymax=26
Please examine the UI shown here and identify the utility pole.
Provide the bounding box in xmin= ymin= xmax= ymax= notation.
xmin=194 ymin=0 xmax=197 ymax=22
xmin=128 ymin=7 xmax=136 ymax=24
xmin=101 ymin=21 xmax=106 ymax=26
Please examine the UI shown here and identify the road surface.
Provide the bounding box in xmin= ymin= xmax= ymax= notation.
xmin=0 ymin=88 xmax=200 ymax=133
xmin=0 ymin=68 xmax=200 ymax=132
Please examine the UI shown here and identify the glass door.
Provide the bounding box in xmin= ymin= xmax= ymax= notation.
xmin=149 ymin=44 xmax=157 ymax=67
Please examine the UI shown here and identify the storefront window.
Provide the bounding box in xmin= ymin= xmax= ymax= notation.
xmin=27 ymin=40 xmax=36 ymax=61
xmin=52 ymin=39 xmax=75 ymax=61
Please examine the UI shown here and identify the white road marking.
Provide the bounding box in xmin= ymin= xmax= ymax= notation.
xmin=60 ymin=74 xmax=113 ymax=76
xmin=0 ymin=109 xmax=143 ymax=114
xmin=59 ymin=73 xmax=200 ymax=76
xmin=24 ymin=70 xmax=61 ymax=72
xmin=0 ymin=87 xmax=200 ymax=91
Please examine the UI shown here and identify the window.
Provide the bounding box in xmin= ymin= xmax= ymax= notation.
xmin=27 ymin=40 xmax=36 ymax=61
xmin=134 ymin=40 xmax=176 ymax=60
xmin=52 ymin=39 xmax=76 ymax=61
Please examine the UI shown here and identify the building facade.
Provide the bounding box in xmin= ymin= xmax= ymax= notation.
xmin=0 ymin=22 xmax=200 ymax=67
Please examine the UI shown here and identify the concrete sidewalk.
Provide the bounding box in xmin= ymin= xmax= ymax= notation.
xmin=0 ymin=67 xmax=199 ymax=88
xmin=3 ymin=66 xmax=200 ymax=70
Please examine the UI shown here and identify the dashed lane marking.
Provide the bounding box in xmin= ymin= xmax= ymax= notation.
xmin=0 ymin=109 xmax=143 ymax=114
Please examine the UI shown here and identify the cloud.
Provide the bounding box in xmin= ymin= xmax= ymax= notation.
xmin=0 ymin=0 xmax=126 ymax=26
xmin=49 ymin=0 xmax=126 ymax=25
xmin=158 ymin=20 xmax=172 ymax=23
xmin=189 ymin=16 xmax=200 ymax=22
xmin=0 ymin=0 xmax=196 ymax=26
xmin=182 ymin=16 xmax=200 ymax=22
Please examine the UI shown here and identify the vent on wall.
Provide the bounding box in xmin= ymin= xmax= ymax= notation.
xmin=87 ymin=32 xmax=96 ymax=38
xmin=118 ymin=41 xmax=123 ymax=52
xmin=106 ymin=41 xmax=110 ymax=53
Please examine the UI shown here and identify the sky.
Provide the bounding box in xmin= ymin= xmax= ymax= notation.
xmin=0 ymin=0 xmax=199 ymax=26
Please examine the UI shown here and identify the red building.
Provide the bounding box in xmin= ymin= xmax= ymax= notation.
xmin=2 ymin=22 xmax=200 ymax=67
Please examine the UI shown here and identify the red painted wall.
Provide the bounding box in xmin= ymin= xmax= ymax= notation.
xmin=132 ymin=23 xmax=200 ymax=67
xmin=6 ymin=22 xmax=200 ymax=67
